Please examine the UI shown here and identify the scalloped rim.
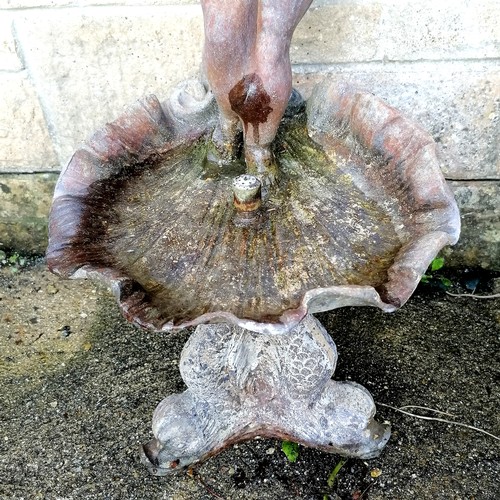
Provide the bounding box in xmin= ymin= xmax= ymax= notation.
xmin=47 ymin=82 xmax=461 ymax=335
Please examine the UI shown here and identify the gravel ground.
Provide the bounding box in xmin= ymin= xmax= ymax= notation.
xmin=0 ymin=261 xmax=499 ymax=499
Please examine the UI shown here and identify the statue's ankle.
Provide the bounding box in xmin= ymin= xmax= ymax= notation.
xmin=208 ymin=122 xmax=242 ymax=165
xmin=245 ymin=144 xmax=279 ymax=192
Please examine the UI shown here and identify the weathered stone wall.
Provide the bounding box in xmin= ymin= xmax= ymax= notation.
xmin=1 ymin=0 xmax=499 ymax=268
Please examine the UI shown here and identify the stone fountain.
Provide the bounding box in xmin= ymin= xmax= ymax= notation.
xmin=47 ymin=1 xmax=460 ymax=475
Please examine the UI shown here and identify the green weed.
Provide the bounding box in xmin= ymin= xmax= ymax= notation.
xmin=281 ymin=440 xmax=299 ymax=462
xmin=322 ymin=458 xmax=347 ymax=499
xmin=420 ymin=256 xmax=452 ymax=289
xmin=0 ymin=251 xmax=27 ymax=273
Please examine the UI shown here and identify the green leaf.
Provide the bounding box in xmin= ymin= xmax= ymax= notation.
xmin=281 ymin=440 xmax=299 ymax=462
xmin=420 ymin=275 xmax=430 ymax=283
xmin=439 ymin=277 xmax=452 ymax=288
xmin=431 ymin=257 xmax=445 ymax=272
xmin=327 ymin=458 xmax=347 ymax=488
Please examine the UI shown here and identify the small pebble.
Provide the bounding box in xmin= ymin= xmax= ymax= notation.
xmin=47 ymin=284 xmax=58 ymax=294
xmin=266 ymin=447 xmax=275 ymax=455
xmin=49 ymin=401 xmax=58 ymax=408
xmin=59 ymin=325 xmax=71 ymax=338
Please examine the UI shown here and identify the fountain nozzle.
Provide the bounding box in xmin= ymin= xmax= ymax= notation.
xmin=232 ymin=174 xmax=262 ymax=212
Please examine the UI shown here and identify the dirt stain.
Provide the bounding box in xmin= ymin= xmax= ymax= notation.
xmin=228 ymin=73 xmax=273 ymax=143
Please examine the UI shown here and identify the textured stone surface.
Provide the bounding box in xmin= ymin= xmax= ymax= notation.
xmin=1 ymin=263 xmax=499 ymax=499
xmin=290 ymin=2 xmax=382 ymax=64
xmin=2 ymin=0 xmax=76 ymax=7
xmin=80 ymin=0 xmax=198 ymax=5
xmin=380 ymin=0 xmax=500 ymax=61
xmin=444 ymin=181 xmax=500 ymax=270
xmin=143 ymin=316 xmax=389 ymax=474
xmin=2 ymin=0 xmax=196 ymax=6
xmin=0 ymin=173 xmax=57 ymax=253
xmin=4 ymin=0 xmax=499 ymax=175
xmin=45 ymin=85 xmax=460 ymax=333
xmin=293 ymin=62 xmax=500 ymax=180
xmin=290 ymin=0 xmax=499 ymax=65
xmin=0 ymin=16 xmax=23 ymax=71
xmin=0 ymin=72 xmax=58 ymax=171
xmin=14 ymin=7 xmax=204 ymax=162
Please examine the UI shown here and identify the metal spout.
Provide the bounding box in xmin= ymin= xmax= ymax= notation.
xmin=232 ymin=174 xmax=262 ymax=212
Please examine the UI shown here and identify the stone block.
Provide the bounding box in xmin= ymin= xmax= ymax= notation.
xmin=14 ymin=6 xmax=204 ymax=162
xmin=0 ymin=72 xmax=58 ymax=171
xmin=1 ymin=0 xmax=197 ymax=5
xmin=79 ymin=1 xmax=198 ymax=5
xmin=0 ymin=15 xmax=23 ymax=71
xmin=2 ymin=0 xmax=75 ymax=7
xmin=291 ymin=0 xmax=499 ymax=65
xmin=293 ymin=62 xmax=500 ymax=180
xmin=380 ymin=0 xmax=500 ymax=61
xmin=291 ymin=2 xmax=382 ymax=64
xmin=0 ymin=173 xmax=57 ymax=254
xmin=444 ymin=181 xmax=500 ymax=270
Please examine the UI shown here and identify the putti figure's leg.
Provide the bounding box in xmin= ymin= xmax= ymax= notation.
xmin=201 ymin=0 xmax=313 ymax=188
xmin=141 ymin=315 xmax=390 ymax=475
xmin=201 ymin=0 xmax=250 ymax=163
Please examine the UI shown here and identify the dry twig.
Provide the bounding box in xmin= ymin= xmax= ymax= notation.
xmin=446 ymin=291 xmax=500 ymax=299
xmin=377 ymin=402 xmax=500 ymax=442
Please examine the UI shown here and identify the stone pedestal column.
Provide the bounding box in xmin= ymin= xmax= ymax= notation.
xmin=141 ymin=315 xmax=390 ymax=475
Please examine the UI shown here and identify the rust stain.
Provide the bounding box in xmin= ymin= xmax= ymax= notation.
xmin=228 ymin=73 xmax=273 ymax=143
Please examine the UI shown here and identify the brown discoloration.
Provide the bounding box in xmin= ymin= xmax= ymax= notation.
xmin=228 ymin=73 xmax=272 ymax=143
xmin=232 ymin=174 xmax=262 ymax=212
xmin=233 ymin=196 xmax=261 ymax=213
xmin=47 ymin=85 xmax=459 ymax=334
xmin=64 ymin=124 xmax=401 ymax=327
xmin=201 ymin=1 xmax=312 ymax=150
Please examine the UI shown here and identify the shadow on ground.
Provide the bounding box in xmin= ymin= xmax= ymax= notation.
xmin=0 ymin=262 xmax=499 ymax=499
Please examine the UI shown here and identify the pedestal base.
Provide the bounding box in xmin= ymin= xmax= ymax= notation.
xmin=141 ymin=315 xmax=390 ymax=475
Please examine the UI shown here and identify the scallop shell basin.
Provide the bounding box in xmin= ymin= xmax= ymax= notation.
xmin=47 ymin=80 xmax=460 ymax=335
